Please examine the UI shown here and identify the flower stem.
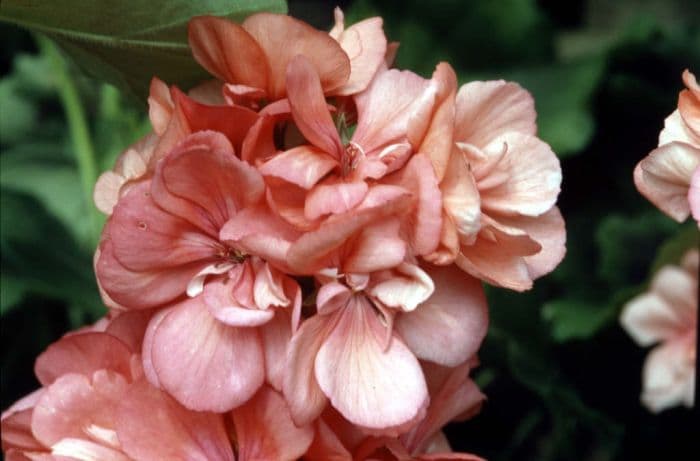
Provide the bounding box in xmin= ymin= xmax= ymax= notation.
xmin=37 ymin=35 xmax=101 ymax=247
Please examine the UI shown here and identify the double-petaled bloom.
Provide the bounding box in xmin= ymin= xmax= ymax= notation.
xmin=634 ymin=69 xmax=700 ymax=225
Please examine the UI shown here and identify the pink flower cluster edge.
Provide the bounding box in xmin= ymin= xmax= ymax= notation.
xmin=2 ymin=9 xmax=567 ymax=460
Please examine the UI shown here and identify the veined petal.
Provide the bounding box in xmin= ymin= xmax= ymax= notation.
xmin=455 ymin=80 xmax=536 ymax=147
xmin=203 ymin=279 xmax=275 ymax=327
xmin=188 ymin=15 xmax=268 ymax=90
xmin=396 ymin=266 xmax=487 ymax=367
xmin=260 ymin=145 xmax=337 ymax=189
xmin=150 ymin=298 xmax=265 ymax=412
xmin=441 ymin=148 xmax=481 ymax=243
xmin=343 ymin=219 xmax=406 ymax=274
xmin=233 ymin=387 xmax=314 ymax=461
xmin=315 ymin=295 xmax=429 ymax=431
xmin=242 ymin=13 xmax=351 ymax=99
xmin=304 ymin=179 xmax=368 ymax=221
xmin=117 ymin=378 xmax=233 ymax=461
xmin=368 ymin=263 xmax=435 ymax=312
xmin=50 ymin=438 xmax=131 ymax=461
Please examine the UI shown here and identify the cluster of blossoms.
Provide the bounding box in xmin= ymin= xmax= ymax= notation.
xmin=622 ymin=69 xmax=699 ymax=413
xmin=2 ymin=10 xmax=565 ymax=459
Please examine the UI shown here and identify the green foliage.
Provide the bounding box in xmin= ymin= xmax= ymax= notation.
xmin=0 ymin=0 xmax=287 ymax=101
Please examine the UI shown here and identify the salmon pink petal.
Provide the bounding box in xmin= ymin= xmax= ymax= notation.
xmin=32 ymin=371 xmax=128 ymax=447
xmin=188 ymin=15 xmax=268 ymax=90
xmin=499 ymin=207 xmax=566 ymax=280
xmin=396 ymin=267 xmax=487 ymax=367
xmin=242 ymin=13 xmax=351 ymax=99
xmin=416 ymin=63 xmax=458 ymax=181
xmin=455 ymin=80 xmax=536 ymax=147
xmin=116 ymin=378 xmax=233 ymax=461
xmin=260 ymin=145 xmax=337 ymax=189
xmin=353 ymin=69 xmax=430 ymax=154
xmin=477 ymin=132 xmax=561 ymax=217
xmin=679 ymin=70 xmax=700 ymax=137
xmin=305 ymin=180 xmax=368 ymax=220
xmin=456 ymin=223 xmax=542 ymax=291
xmin=96 ymin=239 xmax=205 ymax=309
xmin=148 ymin=77 xmax=174 ymax=135
xmin=633 ymin=142 xmax=700 ymax=222
xmin=303 ymin=419 xmax=353 ymax=461
xmin=2 ymin=392 xmax=44 ymax=453
xmin=317 ymin=282 xmax=353 ymax=315
xmin=152 ymin=131 xmax=265 ymax=234
xmin=368 ymin=263 xmax=435 ymax=312
xmin=283 ymin=315 xmax=334 ymax=425
xmin=343 ymin=220 xmax=407 ymax=274
xmin=233 ymin=387 xmax=314 ymax=461
xmin=34 ymin=333 xmax=133 ymax=386
xmin=107 ymin=180 xmax=218 ymax=271
xmin=385 ymin=153 xmax=443 ymax=255
xmin=641 ymin=338 xmax=695 ymax=412
xmin=289 ymin=186 xmax=411 ymax=273
xmin=223 ymin=83 xmax=267 ymax=108
xmin=203 ymin=279 xmax=275 ymax=327
xmin=621 ymin=292 xmax=688 ymax=347
xmin=659 ymin=109 xmax=700 ymax=146
xmin=253 ymin=260 xmax=291 ymax=309
xmin=150 ymin=298 xmax=265 ymax=412
xmin=49 ymin=438 xmax=131 ymax=460
xmin=142 ymin=309 xmax=169 ymax=388
xmin=260 ymin=311 xmax=293 ymax=390
xmin=105 ymin=310 xmax=154 ymax=352
xmin=242 ymin=114 xmax=279 ymax=165
xmin=331 ymin=12 xmax=388 ymax=96
xmin=315 ymin=296 xmax=429 ymax=431
xmin=170 ymin=88 xmax=259 ymax=153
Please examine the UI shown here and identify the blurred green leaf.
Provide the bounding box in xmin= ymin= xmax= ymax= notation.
xmin=650 ymin=223 xmax=700 ymax=273
xmin=0 ymin=79 xmax=37 ymax=145
xmin=0 ymin=188 xmax=102 ymax=320
xmin=542 ymin=299 xmax=614 ymax=342
xmin=0 ymin=0 xmax=288 ymax=101
xmin=506 ymin=58 xmax=605 ymax=156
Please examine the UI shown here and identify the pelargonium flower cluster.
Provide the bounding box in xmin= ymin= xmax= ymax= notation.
xmin=3 ymin=9 xmax=565 ymax=459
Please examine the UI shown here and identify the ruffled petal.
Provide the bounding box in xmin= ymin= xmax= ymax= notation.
xmin=233 ymin=386 xmax=314 ymax=461
xmin=343 ymin=219 xmax=407 ymax=274
xmin=641 ymin=337 xmax=696 ymax=413
xmin=149 ymin=299 xmax=265 ymax=412
xmin=304 ymin=179 xmax=368 ymax=221
xmin=396 ymin=266 xmax=487 ymax=366
xmin=203 ymin=278 xmax=275 ymax=327
xmin=260 ymin=145 xmax=337 ymax=189
xmin=634 ymin=142 xmax=700 ymax=222
xmin=368 ymin=263 xmax=435 ymax=312
xmin=315 ymin=295 xmax=428 ymax=431
xmin=441 ymin=148 xmax=481 ymax=244
xmin=455 ymin=80 xmax=536 ymax=147
xmin=117 ymin=377 xmax=233 ymax=461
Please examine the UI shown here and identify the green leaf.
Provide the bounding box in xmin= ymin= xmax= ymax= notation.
xmin=0 ymin=0 xmax=288 ymax=101
xmin=650 ymin=223 xmax=700 ymax=273
xmin=0 ymin=188 xmax=103 ymax=320
xmin=0 ymin=79 xmax=37 ymax=145
xmin=542 ymin=299 xmax=615 ymax=342
xmin=505 ymin=58 xmax=605 ymax=156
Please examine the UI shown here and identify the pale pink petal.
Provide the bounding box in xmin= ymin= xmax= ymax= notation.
xmin=641 ymin=336 xmax=696 ymax=412
xmin=34 ymin=333 xmax=132 ymax=386
xmin=621 ymin=293 xmax=686 ymax=347
xmin=476 ymin=132 xmax=561 ymax=217
xmin=242 ymin=13 xmax=350 ymax=99
xmin=343 ymin=219 xmax=407 ymax=274
xmin=233 ymin=387 xmax=314 ymax=461
xmin=690 ymin=166 xmax=700 ymax=223
xmin=117 ymin=378 xmax=233 ymax=461
xmin=203 ymin=278 xmax=275 ymax=327
xmin=679 ymin=70 xmax=700 ymax=137
xmin=93 ymin=172 xmax=125 ymax=215
xmin=148 ymin=77 xmax=174 ymax=135
xmin=261 ymin=146 xmax=337 ymax=190
xmin=658 ymin=109 xmax=700 ymax=146
xmin=649 ymin=265 xmax=697 ymax=325
xmin=32 ymin=371 xmax=128 ymax=447
xmin=498 ymin=206 xmax=567 ymax=280
xmin=353 ymin=69 xmax=430 ymax=154
xmin=441 ymin=148 xmax=481 ymax=244
xmin=150 ymin=299 xmax=265 ymax=412
xmin=384 ymin=153 xmax=443 ymax=255
xmin=396 ymin=266 xmax=487 ymax=366
xmin=283 ymin=315 xmax=333 ymax=425
xmin=634 ymin=142 xmax=700 ymax=222
xmin=50 ymin=438 xmax=130 ymax=461
xmin=316 ymin=282 xmax=352 ymax=316
xmin=331 ymin=15 xmax=388 ymax=96
xmin=304 ymin=179 xmax=368 ymax=221
xmin=455 ymin=80 xmax=536 ymax=147
xmin=286 ymin=56 xmax=343 ymax=157
xmin=188 ymin=15 xmax=268 ymax=90
xmin=253 ymin=260 xmax=292 ymax=309
xmin=315 ymin=295 xmax=429 ymax=431
xmin=152 ymin=131 xmax=265 ymax=234
xmin=368 ymin=263 xmax=435 ymax=312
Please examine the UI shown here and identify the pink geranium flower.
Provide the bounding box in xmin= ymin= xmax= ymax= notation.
xmin=430 ymin=80 xmax=566 ymax=291
xmin=620 ymin=249 xmax=698 ymax=412
xmin=634 ymin=70 xmax=700 ymax=225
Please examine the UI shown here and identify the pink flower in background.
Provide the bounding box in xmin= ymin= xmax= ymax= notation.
xmin=430 ymin=80 xmax=566 ymax=291
xmin=620 ymin=249 xmax=698 ymax=412
xmin=634 ymin=69 xmax=700 ymax=225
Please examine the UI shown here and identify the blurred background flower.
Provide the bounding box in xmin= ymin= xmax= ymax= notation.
xmin=1 ymin=0 xmax=698 ymax=459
